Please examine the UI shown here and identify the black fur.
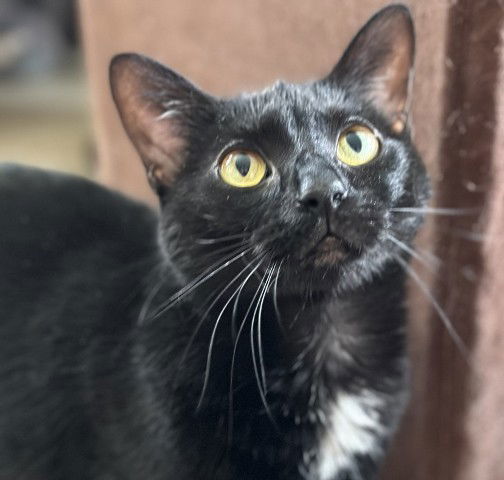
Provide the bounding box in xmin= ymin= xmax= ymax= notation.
xmin=0 ymin=5 xmax=429 ymax=480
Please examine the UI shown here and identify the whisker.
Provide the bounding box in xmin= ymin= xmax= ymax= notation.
xmin=395 ymin=255 xmax=473 ymax=366
xmin=137 ymin=279 xmax=164 ymax=325
xmin=197 ymin=239 xmax=250 ymax=258
xmin=273 ymin=259 xmax=285 ymax=335
xmin=197 ymin=254 xmax=265 ymax=335
xmin=388 ymin=233 xmax=483 ymax=286
xmin=195 ymin=232 xmax=248 ymax=245
xmin=172 ymin=278 xmax=241 ymax=390
xmin=250 ymin=266 xmax=272 ymax=396
xmin=390 ymin=207 xmax=480 ymax=216
xmin=230 ymin=259 xmax=256 ymax=340
xmin=152 ymin=247 xmax=252 ymax=319
xmin=289 ymin=294 xmax=309 ymax=329
xmin=415 ymin=245 xmax=443 ymax=269
xmin=228 ymin=259 xmax=270 ymax=444
xmin=386 ymin=233 xmax=439 ymax=272
xmin=250 ymin=265 xmax=279 ymax=428
xmin=173 ymin=252 xmax=265 ymax=388
xmin=196 ymin=256 xmax=265 ymax=411
xmin=190 ymin=242 xmax=254 ymax=275
xmin=176 ymin=263 xmax=255 ymax=378
xmin=257 ymin=263 xmax=277 ymax=393
xmin=442 ymin=227 xmax=488 ymax=243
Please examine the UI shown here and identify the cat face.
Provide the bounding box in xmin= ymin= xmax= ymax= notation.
xmin=110 ymin=5 xmax=429 ymax=293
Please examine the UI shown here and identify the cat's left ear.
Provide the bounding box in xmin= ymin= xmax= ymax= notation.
xmin=327 ymin=5 xmax=415 ymax=134
xmin=110 ymin=54 xmax=214 ymax=192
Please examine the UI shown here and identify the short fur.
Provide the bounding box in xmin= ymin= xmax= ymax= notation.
xmin=0 ymin=5 xmax=429 ymax=480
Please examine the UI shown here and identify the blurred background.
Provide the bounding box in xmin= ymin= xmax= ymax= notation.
xmin=1 ymin=1 xmax=503 ymax=479
xmin=0 ymin=0 xmax=92 ymax=176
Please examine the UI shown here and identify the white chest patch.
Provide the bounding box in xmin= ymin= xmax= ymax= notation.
xmin=313 ymin=391 xmax=384 ymax=480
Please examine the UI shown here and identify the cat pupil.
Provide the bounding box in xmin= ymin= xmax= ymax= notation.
xmin=346 ymin=132 xmax=362 ymax=153
xmin=235 ymin=155 xmax=251 ymax=176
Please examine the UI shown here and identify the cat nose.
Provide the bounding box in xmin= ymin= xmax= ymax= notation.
xmin=297 ymin=185 xmax=346 ymax=214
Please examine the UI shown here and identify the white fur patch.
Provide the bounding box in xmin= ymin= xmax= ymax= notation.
xmin=314 ymin=391 xmax=384 ymax=480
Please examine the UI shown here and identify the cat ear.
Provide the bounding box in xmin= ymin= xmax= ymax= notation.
xmin=110 ymin=53 xmax=214 ymax=191
xmin=328 ymin=5 xmax=415 ymax=134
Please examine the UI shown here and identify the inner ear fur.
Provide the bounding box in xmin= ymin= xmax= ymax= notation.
xmin=109 ymin=53 xmax=213 ymax=190
xmin=328 ymin=5 xmax=415 ymax=133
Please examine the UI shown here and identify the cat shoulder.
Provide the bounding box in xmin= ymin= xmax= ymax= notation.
xmin=0 ymin=163 xmax=159 ymax=260
xmin=0 ymin=163 xmax=157 ymax=229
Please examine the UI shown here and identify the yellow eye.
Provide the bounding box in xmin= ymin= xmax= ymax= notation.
xmin=219 ymin=150 xmax=267 ymax=188
xmin=336 ymin=125 xmax=380 ymax=166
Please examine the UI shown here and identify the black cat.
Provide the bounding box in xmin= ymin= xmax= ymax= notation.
xmin=0 ymin=5 xmax=429 ymax=480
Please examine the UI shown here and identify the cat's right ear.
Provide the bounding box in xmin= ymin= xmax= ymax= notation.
xmin=110 ymin=54 xmax=214 ymax=192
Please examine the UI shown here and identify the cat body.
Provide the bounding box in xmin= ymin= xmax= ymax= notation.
xmin=0 ymin=6 xmax=429 ymax=480
xmin=0 ymin=165 xmax=408 ymax=480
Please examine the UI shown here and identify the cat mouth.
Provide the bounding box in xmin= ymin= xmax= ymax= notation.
xmin=303 ymin=234 xmax=351 ymax=267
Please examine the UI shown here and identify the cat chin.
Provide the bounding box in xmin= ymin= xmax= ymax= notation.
xmin=274 ymin=244 xmax=395 ymax=295
xmin=300 ymin=235 xmax=353 ymax=267
xmin=271 ymin=259 xmax=347 ymax=295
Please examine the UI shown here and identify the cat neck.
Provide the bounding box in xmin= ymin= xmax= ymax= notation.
xmin=134 ymin=261 xmax=408 ymax=478
xmin=154 ymin=260 xmax=407 ymax=417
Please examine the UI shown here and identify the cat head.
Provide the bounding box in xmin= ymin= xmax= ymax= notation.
xmin=110 ymin=5 xmax=429 ymax=293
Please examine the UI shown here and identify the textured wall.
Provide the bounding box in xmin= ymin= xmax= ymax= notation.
xmin=463 ymin=23 xmax=504 ymax=480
